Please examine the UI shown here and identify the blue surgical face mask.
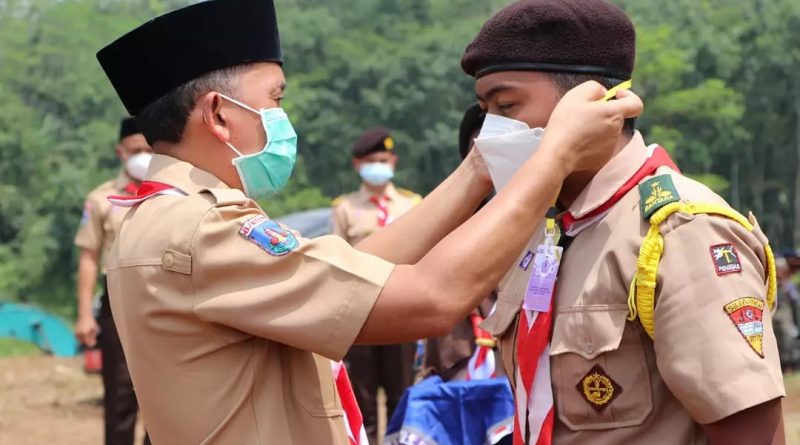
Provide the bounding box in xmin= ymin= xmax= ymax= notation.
xmin=359 ymin=162 xmax=395 ymax=186
xmin=219 ymin=94 xmax=298 ymax=198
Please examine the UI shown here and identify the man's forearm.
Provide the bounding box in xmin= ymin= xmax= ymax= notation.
xmin=76 ymin=250 xmax=99 ymax=318
xmin=355 ymin=156 xmax=490 ymax=264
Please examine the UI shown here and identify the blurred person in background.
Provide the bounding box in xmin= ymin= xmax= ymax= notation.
xmin=417 ymin=104 xmax=502 ymax=382
xmin=775 ymin=256 xmax=800 ymax=372
xmin=73 ymin=117 xmax=152 ymax=445
xmin=332 ymin=127 xmax=421 ymax=444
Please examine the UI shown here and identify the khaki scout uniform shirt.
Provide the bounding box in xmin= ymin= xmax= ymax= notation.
xmin=332 ymin=183 xmax=421 ymax=245
xmin=106 ymin=155 xmax=395 ymax=445
xmin=74 ymin=171 xmax=134 ymax=273
xmin=483 ymin=133 xmax=785 ymax=444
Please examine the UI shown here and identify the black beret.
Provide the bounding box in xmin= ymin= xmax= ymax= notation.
xmin=462 ymin=0 xmax=635 ymax=79
xmin=98 ymin=0 xmax=283 ymax=116
xmin=353 ymin=127 xmax=395 ymax=159
xmin=458 ymin=103 xmax=486 ymax=160
xmin=118 ymin=117 xmax=140 ymax=141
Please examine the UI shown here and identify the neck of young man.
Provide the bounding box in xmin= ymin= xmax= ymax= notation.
xmin=557 ymin=133 xmax=633 ymax=210
xmin=364 ymin=181 xmax=391 ymax=197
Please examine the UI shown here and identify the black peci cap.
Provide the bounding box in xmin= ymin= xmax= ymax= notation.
xmin=118 ymin=117 xmax=140 ymax=141
xmin=353 ymin=127 xmax=395 ymax=159
xmin=97 ymin=0 xmax=283 ymax=116
xmin=461 ymin=0 xmax=635 ymax=80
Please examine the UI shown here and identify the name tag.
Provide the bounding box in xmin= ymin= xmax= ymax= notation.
xmin=522 ymin=242 xmax=562 ymax=313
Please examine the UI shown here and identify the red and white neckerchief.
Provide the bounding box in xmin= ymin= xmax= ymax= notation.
xmin=467 ymin=312 xmax=497 ymax=381
xmin=108 ymin=181 xmax=186 ymax=207
xmin=561 ymin=145 xmax=679 ymax=236
xmin=512 ymin=146 xmax=679 ymax=445
xmin=332 ymin=361 xmax=368 ymax=445
xmin=369 ymin=195 xmax=390 ymax=227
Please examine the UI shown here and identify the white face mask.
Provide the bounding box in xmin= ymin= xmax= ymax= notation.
xmin=474 ymin=114 xmax=544 ymax=191
xmin=125 ymin=152 xmax=153 ymax=181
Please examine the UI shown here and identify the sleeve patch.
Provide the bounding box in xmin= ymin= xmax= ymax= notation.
xmin=723 ymin=297 xmax=765 ymax=358
xmin=239 ymin=216 xmax=299 ymax=256
xmin=80 ymin=202 xmax=93 ymax=226
xmin=639 ymin=175 xmax=680 ymax=219
xmin=710 ymin=243 xmax=743 ymax=276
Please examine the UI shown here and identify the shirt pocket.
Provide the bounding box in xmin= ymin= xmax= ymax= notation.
xmin=289 ymin=351 xmax=343 ymax=418
xmin=550 ymin=303 xmax=653 ymax=431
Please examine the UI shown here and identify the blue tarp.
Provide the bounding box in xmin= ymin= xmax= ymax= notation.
xmin=385 ymin=376 xmax=515 ymax=445
xmin=0 ymin=302 xmax=79 ymax=356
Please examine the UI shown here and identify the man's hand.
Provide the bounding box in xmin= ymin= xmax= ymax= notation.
xmin=75 ymin=314 xmax=99 ymax=347
xmin=463 ymin=145 xmax=493 ymax=190
xmin=541 ymin=81 xmax=643 ymax=176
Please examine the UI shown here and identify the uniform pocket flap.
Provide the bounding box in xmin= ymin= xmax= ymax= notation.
xmin=551 ymin=304 xmax=629 ymax=360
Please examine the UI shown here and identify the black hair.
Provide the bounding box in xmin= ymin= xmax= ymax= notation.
xmin=546 ymin=72 xmax=636 ymax=136
xmin=135 ymin=64 xmax=248 ymax=146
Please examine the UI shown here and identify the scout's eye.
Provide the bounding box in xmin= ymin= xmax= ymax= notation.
xmin=498 ymin=102 xmax=516 ymax=112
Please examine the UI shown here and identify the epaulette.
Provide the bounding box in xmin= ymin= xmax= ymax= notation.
xmin=397 ymin=188 xmax=422 ymax=204
xmin=203 ymin=188 xmax=248 ymax=207
xmin=331 ymin=195 xmax=347 ymax=207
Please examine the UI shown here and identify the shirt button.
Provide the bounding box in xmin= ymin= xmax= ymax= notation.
xmin=163 ymin=252 xmax=174 ymax=267
xmin=585 ymin=342 xmax=594 ymax=354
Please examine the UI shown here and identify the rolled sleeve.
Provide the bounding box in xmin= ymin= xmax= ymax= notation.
xmin=191 ymin=205 xmax=394 ymax=361
xmin=653 ymin=213 xmax=785 ymax=424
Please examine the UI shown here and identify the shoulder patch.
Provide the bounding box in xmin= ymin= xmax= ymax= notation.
xmin=710 ymin=243 xmax=742 ymax=276
xmin=639 ymin=174 xmax=680 ymax=219
xmin=80 ymin=202 xmax=93 ymax=226
xmin=723 ymin=297 xmax=765 ymax=358
xmin=240 ymin=216 xmax=299 ymax=256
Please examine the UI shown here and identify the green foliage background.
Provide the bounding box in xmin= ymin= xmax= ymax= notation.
xmin=1 ymin=0 xmax=799 ymax=314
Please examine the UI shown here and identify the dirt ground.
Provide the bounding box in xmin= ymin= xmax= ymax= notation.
xmin=0 ymin=355 xmax=798 ymax=444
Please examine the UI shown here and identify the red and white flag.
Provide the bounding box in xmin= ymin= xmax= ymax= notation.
xmin=332 ymin=361 xmax=368 ymax=445
xmin=467 ymin=312 xmax=496 ymax=381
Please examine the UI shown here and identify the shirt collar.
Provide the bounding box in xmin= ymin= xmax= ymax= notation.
xmin=357 ymin=182 xmax=396 ymax=202
xmin=567 ymin=131 xmax=650 ymax=219
xmin=113 ymin=170 xmax=132 ymax=192
xmin=146 ymin=154 xmax=228 ymax=194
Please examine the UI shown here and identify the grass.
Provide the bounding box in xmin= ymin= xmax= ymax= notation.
xmin=0 ymin=337 xmax=41 ymax=358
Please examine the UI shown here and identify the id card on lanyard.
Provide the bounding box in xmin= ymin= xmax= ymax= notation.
xmin=522 ymin=211 xmax=562 ymax=313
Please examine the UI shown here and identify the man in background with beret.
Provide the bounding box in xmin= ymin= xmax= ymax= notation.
xmin=332 ymin=127 xmax=421 ymax=444
xmin=95 ymin=0 xmax=641 ymax=443
xmin=461 ymin=1 xmax=785 ymax=444
xmin=73 ymin=117 xmax=152 ymax=445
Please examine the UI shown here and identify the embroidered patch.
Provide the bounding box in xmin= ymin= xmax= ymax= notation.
xmin=80 ymin=202 xmax=93 ymax=226
xmin=639 ymin=175 xmax=680 ymax=219
xmin=723 ymin=297 xmax=765 ymax=357
xmin=710 ymin=243 xmax=742 ymax=276
xmin=519 ymin=250 xmax=534 ymax=270
xmin=240 ymin=216 xmax=299 ymax=256
xmin=576 ymin=365 xmax=622 ymax=411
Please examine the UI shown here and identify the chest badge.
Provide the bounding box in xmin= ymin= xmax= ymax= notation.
xmin=576 ymin=365 xmax=622 ymax=411
xmin=240 ymin=215 xmax=299 ymax=256
xmin=710 ymin=243 xmax=742 ymax=276
xmin=723 ymin=297 xmax=765 ymax=357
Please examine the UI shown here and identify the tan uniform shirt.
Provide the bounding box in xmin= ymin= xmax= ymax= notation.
xmin=106 ymin=155 xmax=396 ymax=445
xmin=483 ymin=133 xmax=785 ymax=444
xmin=74 ymin=171 xmax=134 ymax=273
xmin=332 ymin=183 xmax=421 ymax=245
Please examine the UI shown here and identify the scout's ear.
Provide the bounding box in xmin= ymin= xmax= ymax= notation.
xmin=199 ymin=92 xmax=231 ymax=144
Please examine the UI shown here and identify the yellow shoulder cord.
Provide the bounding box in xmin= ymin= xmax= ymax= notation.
xmin=627 ymin=202 xmax=778 ymax=339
